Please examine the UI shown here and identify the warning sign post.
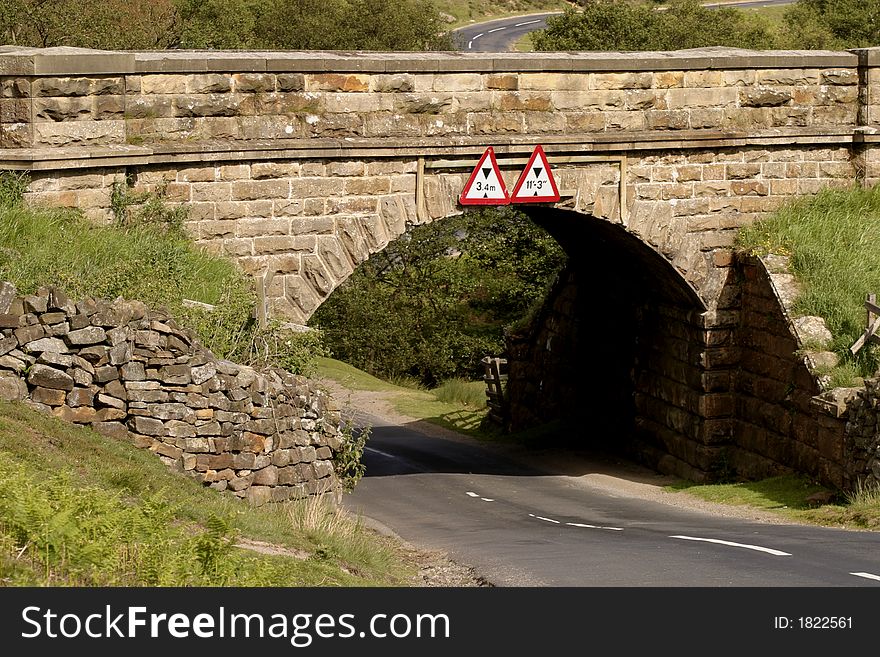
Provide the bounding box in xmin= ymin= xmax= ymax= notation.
xmin=510 ymin=145 xmax=560 ymax=204
xmin=459 ymin=146 xmax=510 ymax=206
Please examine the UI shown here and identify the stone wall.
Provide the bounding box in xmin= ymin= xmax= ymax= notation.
xmin=0 ymin=281 xmax=342 ymax=505
xmin=733 ymin=255 xmax=847 ymax=488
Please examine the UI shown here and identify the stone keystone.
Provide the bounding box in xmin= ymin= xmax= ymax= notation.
xmin=27 ymin=364 xmax=74 ymax=391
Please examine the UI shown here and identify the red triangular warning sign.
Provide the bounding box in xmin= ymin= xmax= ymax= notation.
xmin=510 ymin=145 xmax=560 ymax=204
xmin=459 ymin=146 xmax=510 ymax=206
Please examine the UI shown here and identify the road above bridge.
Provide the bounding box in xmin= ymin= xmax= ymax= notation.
xmin=452 ymin=1 xmax=795 ymax=52
xmin=342 ymin=409 xmax=880 ymax=587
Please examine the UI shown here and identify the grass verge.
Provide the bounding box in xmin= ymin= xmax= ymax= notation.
xmin=0 ymin=400 xmax=416 ymax=586
xmin=668 ymin=474 xmax=880 ymax=530
xmin=315 ymin=357 xmax=490 ymax=438
xmin=736 ymin=185 xmax=880 ymax=383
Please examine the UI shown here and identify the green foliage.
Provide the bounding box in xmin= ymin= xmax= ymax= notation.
xmin=532 ymin=0 xmax=777 ymax=51
xmin=0 ymin=457 xmax=265 ymax=585
xmin=0 ymin=401 xmax=412 ymax=586
xmin=0 ymin=172 xmax=28 ymax=208
xmin=1 ymin=0 xmax=453 ymax=51
xmin=310 ymin=207 xmax=566 ymax=385
xmin=780 ymin=0 xmax=880 ymax=49
xmin=249 ymin=0 xmax=455 ymax=51
xmin=0 ymin=0 xmax=180 ymax=49
xmin=736 ymin=184 xmax=880 ymax=381
xmin=0 ymin=173 xmax=322 ymax=376
xmin=333 ymin=422 xmax=369 ymax=493
xmin=111 ymin=177 xmax=187 ymax=233
xmin=431 ymin=378 xmax=487 ymax=408
xmin=176 ymin=0 xmax=258 ymax=49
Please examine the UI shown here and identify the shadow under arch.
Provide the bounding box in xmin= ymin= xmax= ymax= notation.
xmin=504 ymin=207 xmax=713 ymax=468
xmin=519 ymin=207 xmax=707 ymax=312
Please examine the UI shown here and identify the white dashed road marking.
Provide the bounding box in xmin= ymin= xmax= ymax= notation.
xmin=465 ymin=491 xmax=495 ymax=502
xmin=364 ymin=446 xmax=397 ymax=459
xmin=529 ymin=513 xmax=561 ymax=524
xmin=670 ymin=535 xmax=791 ymax=556
xmin=514 ymin=19 xmax=540 ymax=27
xmin=566 ymin=522 xmax=624 ymax=532
xmin=851 ymin=571 xmax=880 ymax=582
xmin=466 ymin=491 xmax=480 ymax=498
xmin=488 ymin=27 xmax=507 ymax=33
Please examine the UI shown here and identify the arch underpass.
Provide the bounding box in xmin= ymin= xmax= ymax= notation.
xmin=505 ymin=208 xmax=715 ymax=478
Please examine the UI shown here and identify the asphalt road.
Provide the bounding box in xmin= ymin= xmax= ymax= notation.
xmin=343 ymin=413 xmax=880 ymax=587
xmin=451 ymin=1 xmax=795 ymax=52
xmin=452 ymin=12 xmax=561 ymax=52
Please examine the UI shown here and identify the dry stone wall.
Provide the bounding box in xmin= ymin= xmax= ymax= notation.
xmin=0 ymin=281 xmax=342 ymax=505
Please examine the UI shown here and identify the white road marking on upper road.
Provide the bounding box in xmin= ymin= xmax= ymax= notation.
xmin=566 ymin=522 xmax=624 ymax=532
xmin=851 ymin=571 xmax=880 ymax=582
xmin=364 ymin=446 xmax=397 ymax=459
xmin=529 ymin=513 xmax=561 ymax=524
xmin=514 ymin=19 xmax=541 ymax=27
xmin=466 ymin=491 xmax=480 ymax=497
xmin=481 ymin=498 xmax=494 ymax=502
xmin=670 ymin=535 xmax=791 ymax=556
xmin=488 ymin=27 xmax=507 ymax=33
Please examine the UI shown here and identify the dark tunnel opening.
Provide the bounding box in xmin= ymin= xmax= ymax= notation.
xmin=506 ymin=207 xmax=708 ymax=465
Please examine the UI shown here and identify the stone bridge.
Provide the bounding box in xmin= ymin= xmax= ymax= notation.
xmin=4 ymin=45 xmax=880 ymax=488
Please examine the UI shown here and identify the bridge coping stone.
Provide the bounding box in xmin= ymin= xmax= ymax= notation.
xmin=0 ymin=45 xmax=868 ymax=76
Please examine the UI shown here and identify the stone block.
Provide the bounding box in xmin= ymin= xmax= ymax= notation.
xmin=129 ymin=416 xmax=164 ymax=436
xmin=23 ymin=337 xmax=68 ymax=354
xmin=94 ymin=365 xmax=118 ymax=383
xmin=54 ymin=404 xmax=97 ymax=424
xmin=94 ymin=407 xmax=126 ymax=422
xmin=277 ymin=466 xmax=302 ymax=486
xmin=0 ymin=374 xmax=27 ymax=401
xmin=306 ymin=74 xmax=370 ymax=92
xmin=27 ymin=364 xmax=74 ymax=391
xmin=252 ymin=465 xmax=278 ymax=486
xmin=15 ymin=324 xmax=46 ymax=345
xmin=67 ymin=387 xmax=95 ymax=407
xmin=92 ymin=421 xmax=129 ymax=440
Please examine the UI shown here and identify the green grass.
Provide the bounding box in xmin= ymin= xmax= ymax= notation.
xmin=315 ymin=357 xmax=411 ymax=393
xmin=0 ymin=203 xmax=236 ymax=309
xmin=736 ymin=185 xmax=880 ymax=383
xmin=669 ymin=474 xmax=880 ymax=530
xmin=316 ymin=358 xmax=490 ymax=437
xmin=0 ymin=400 xmax=416 ymax=586
xmin=431 ymin=378 xmax=487 ymax=407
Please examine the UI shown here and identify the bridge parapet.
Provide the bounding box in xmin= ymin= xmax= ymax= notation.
xmin=0 ymin=46 xmax=866 ymax=153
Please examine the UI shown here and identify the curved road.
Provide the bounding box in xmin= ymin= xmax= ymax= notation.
xmin=452 ymin=1 xmax=795 ymax=52
xmin=343 ymin=413 xmax=880 ymax=587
